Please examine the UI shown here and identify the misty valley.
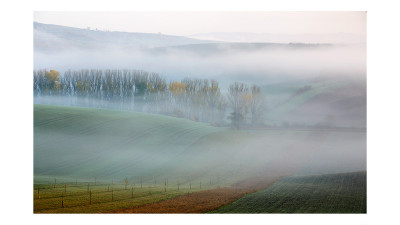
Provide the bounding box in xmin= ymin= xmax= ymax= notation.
xmin=33 ymin=21 xmax=366 ymax=213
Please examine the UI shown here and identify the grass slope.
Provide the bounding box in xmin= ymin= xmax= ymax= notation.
xmin=35 ymin=104 xmax=223 ymax=181
xmin=34 ymin=104 xmax=307 ymax=185
xmin=34 ymin=104 xmax=309 ymax=213
xmin=264 ymin=79 xmax=346 ymax=123
xmin=34 ymin=104 xmax=366 ymax=213
xmin=34 ymin=183 xmax=195 ymax=213
xmin=211 ymin=171 xmax=366 ymax=213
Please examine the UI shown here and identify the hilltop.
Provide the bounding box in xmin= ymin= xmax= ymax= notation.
xmin=34 ymin=22 xmax=213 ymax=52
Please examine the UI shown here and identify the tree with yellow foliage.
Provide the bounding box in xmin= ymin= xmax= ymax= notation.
xmin=168 ymin=81 xmax=186 ymax=117
xmin=44 ymin=70 xmax=60 ymax=93
xmin=169 ymin=81 xmax=186 ymax=97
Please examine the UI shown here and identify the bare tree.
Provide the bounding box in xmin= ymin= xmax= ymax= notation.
xmin=250 ymin=85 xmax=267 ymax=125
xmin=227 ymin=82 xmax=249 ymax=128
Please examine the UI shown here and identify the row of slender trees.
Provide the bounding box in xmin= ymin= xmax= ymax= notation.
xmin=34 ymin=69 xmax=266 ymax=128
xmin=228 ymin=83 xmax=266 ymax=127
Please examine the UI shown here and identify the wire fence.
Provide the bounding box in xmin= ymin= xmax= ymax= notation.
xmin=33 ymin=176 xmax=231 ymax=212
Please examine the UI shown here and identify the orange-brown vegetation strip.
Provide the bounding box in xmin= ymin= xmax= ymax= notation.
xmin=109 ymin=175 xmax=281 ymax=213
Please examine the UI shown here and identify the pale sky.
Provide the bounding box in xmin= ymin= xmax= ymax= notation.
xmin=34 ymin=11 xmax=366 ymax=37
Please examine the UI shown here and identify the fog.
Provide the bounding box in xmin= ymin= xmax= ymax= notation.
xmin=34 ymin=39 xmax=366 ymax=127
xmin=33 ymin=23 xmax=366 ymax=185
xmin=34 ymin=109 xmax=366 ymax=184
xmin=35 ymin=43 xmax=365 ymax=86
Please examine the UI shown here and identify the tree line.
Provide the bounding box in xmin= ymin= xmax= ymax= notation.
xmin=34 ymin=69 xmax=266 ymax=128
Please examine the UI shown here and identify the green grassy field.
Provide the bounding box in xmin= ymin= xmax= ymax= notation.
xmin=33 ymin=104 xmax=304 ymax=213
xmin=211 ymin=171 xmax=366 ymax=213
xmin=35 ymin=104 xmax=225 ymax=181
xmin=34 ymin=104 xmax=366 ymax=213
xmin=34 ymin=104 xmax=306 ymax=184
xmin=34 ymin=182 xmax=208 ymax=213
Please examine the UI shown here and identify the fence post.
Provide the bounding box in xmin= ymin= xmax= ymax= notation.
xmin=61 ymin=194 xmax=64 ymax=208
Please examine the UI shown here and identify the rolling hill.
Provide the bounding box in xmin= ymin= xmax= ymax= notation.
xmin=34 ymin=22 xmax=213 ymax=53
xmin=34 ymin=104 xmax=365 ymax=184
xmin=262 ymin=78 xmax=366 ymax=128
xmin=34 ymin=104 xmax=298 ymax=185
xmin=34 ymin=104 xmax=366 ymax=213
xmin=147 ymin=42 xmax=332 ymax=57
